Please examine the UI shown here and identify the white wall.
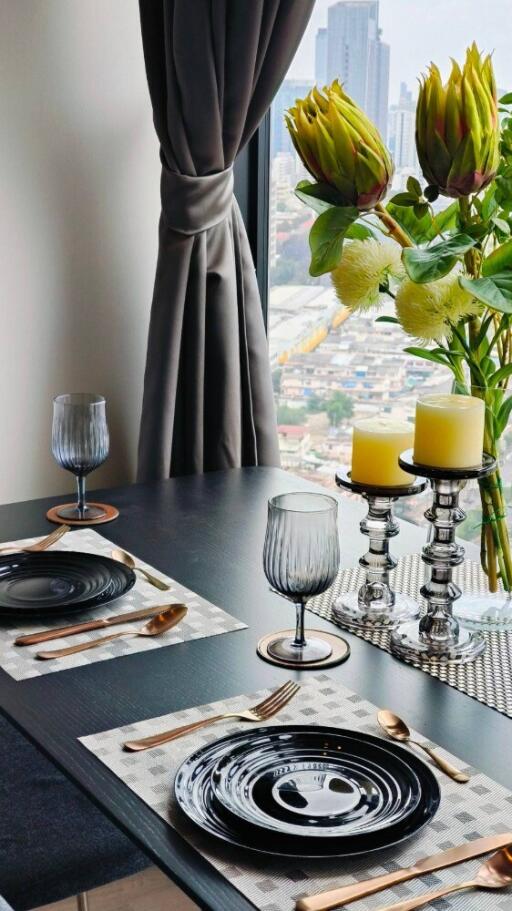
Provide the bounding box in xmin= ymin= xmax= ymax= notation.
xmin=0 ymin=1 xmax=160 ymax=504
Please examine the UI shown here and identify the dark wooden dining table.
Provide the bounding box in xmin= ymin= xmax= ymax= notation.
xmin=0 ymin=467 xmax=510 ymax=911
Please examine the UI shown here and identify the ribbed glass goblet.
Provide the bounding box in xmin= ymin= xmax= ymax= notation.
xmin=52 ymin=393 xmax=109 ymax=520
xmin=263 ymin=492 xmax=340 ymax=663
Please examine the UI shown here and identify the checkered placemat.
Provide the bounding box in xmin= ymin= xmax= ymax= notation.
xmin=0 ymin=529 xmax=246 ymax=680
xmin=307 ymin=555 xmax=512 ymax=719
xmin=80 ymin=674 xmax=512 ymax=911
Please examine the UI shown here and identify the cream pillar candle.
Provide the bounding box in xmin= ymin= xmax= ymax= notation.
xmin=414 ymin=393 xmax=485 ymax=469
xmin=351 ymin=417 xmax=414 ymax=487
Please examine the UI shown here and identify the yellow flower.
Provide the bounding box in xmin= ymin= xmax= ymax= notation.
xmin=331 ymin=239 xmax=403 ymax=311
xmin=395 ymin=274 xmax=480 ymax=341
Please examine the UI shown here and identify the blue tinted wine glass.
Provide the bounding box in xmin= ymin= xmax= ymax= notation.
xmin=263 ymin=492 xmax=340 ymax=663
xmin=52 ymin=393 xmax=109 ymax=520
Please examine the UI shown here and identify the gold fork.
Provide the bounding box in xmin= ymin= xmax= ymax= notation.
xmin=0 ymin=524 xmax=70 ymax=554
xmin=123 ymin=680 xmax=301 ymax=751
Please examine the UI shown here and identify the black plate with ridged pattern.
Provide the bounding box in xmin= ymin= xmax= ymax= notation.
xmin=174 ymin=726 xmax=440 ymax=858
xmin=0 ymin=551 xmax=135 ymax=617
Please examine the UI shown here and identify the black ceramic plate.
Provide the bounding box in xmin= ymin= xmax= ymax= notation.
xmin=174 ymin=726 xmax=440 ymax=858
xmin=0 ymin=551 xmax=136 ymax=617
xmin=211 ymin=728 xmax=422 ymax=838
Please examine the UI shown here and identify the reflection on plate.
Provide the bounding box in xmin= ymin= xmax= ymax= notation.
xmin=211 ymin=728 xmax=422 ymax=837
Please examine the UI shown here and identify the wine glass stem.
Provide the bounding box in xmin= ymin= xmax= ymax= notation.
xmin=294 ymin=601 xmax=307 ymax=648
xmin=76 ymin=475 xmax=86 ymax=517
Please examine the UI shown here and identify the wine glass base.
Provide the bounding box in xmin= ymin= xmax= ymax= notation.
xmin=455 ymin=594 xmax=512 ymax=632
xmin=390 ymin=620 xmax=486 ymax=664
xmin=332 ymin=591 xmax=419 ymax=629
xmin=56 ymin=504 xmax=107 ymax=521
xmin=46 ymin=502 xmax=119 ymax=526
xmin=257 ymin=629 xmax=351 ymax=670
xmin=267 ymin=634 xmax=333 ymax=663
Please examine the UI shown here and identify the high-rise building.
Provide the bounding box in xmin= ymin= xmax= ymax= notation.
xmin=388 ymin=82 xmax=418 ymax=170
xmin=315 ymin=28 xmax=328 ymax=86
xmin=271 ymin=79 xmax=311 ymax=157
xmin=326 ymin=1 xmax=389 ymax=139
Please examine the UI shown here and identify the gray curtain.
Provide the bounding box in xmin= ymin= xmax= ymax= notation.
xmin=137 ymin=0 xmax=314 ymax=480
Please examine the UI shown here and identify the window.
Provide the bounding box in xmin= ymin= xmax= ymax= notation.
xmin=267 ymin=0 xmax=510 ymax=538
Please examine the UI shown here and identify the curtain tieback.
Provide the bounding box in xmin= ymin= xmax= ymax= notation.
xmin=160 ymin=166 xmax=234 ymax=235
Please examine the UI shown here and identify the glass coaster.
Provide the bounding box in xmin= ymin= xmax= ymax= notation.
xmin=257 ymin=629 xmax=350 ymax=670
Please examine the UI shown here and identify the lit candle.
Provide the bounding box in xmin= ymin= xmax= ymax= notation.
xmin=414 ymin=393 xmax=485 ymax=469
xmin=351 ymin=417 xmax=414 ymax=487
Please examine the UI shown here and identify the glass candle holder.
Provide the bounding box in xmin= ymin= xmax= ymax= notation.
xmin=332 ymin=470 xmax=426 ymax=629
xmin=390 ymin=450 xmax=496 ymax=664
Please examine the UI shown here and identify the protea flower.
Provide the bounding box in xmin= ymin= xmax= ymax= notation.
xmin=416 ymin=43 xmax=500 ymax=198
xmin=285 ymin=80 xmax=393 ymax=210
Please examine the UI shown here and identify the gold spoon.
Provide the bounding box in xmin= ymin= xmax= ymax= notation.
xmin=36 ymin=605 xmax=187 ymax=659
xmin=377 ymin=709 xmax=470 ymax=783
xmin=112 ymin=548 xmax=170 ymax=591
xmin=374 ymin=845 xmax=512 ymax=911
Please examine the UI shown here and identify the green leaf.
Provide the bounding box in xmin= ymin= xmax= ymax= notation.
xmin=489 ymin=364 xmax=512 ymax=387
xmin=499 ymin=92 xmax=512 ymax=105
xmin=413 ymin=202 xmax=429 ymax=219
xmin=474 ymin=312 xmax=496 ymax=348
xmin=390 ymin=192 xmax=417 ymax=207
xmin=308 ymin=207 xmax=359 ymax=277
xmin=482 ymin=187 xmax=499 ymax=221
xmin=386 ymin=200 xmax=457 ymax=244
xmin=481 ymin=355 xmax=497 ymax=377
xmin=402 ymin=234 xmax=476 ymax=283
xmin=496 ymin=395 xmax=512 ymax=436
xmin=493 ymin=216 xmax=511 ymax=235
xmin=295 ymin=180 xmax=344 ymax=215
xmin=483 ymin=240 xmax=512 ymax=276
xmin=463 ymin=222 xmax=491 ymax=240
xmin=406 ymin=176 xmax=422 ymax=198
xmin=345 ymin=221 xmax=374 ymax=240
xmin=460 ymin=273 xmax=512 ymax=313
xmin=432 ymin=346 xmax=464 ymax=359
xmin=403 ymin=346 xmax=452 ymax=366
xmin=375 ymin=315 xmax=399 ymax=323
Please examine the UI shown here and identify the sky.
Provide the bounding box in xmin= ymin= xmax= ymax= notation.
xmin=288 ymin=0 xmax=512 ymax=104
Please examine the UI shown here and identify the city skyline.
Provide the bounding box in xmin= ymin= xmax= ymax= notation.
xmin=287 ymin=0 xmax=511 ymax=102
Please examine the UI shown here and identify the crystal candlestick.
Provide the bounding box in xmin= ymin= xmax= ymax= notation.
xmin=390 ymin=450 xmax=496 ymax=664
xmin=332 ymin=470 xmax=426 ymax=629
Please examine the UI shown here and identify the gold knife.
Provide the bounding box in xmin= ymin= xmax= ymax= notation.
xmin=295 ymin=833 xmax=512 ymax=911
xmin=14 ymin=604 xmax=186 ymax=646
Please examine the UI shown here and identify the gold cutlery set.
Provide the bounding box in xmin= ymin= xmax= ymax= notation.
xmin=296 ymin=837 xmax=512 ymax=911
xmin=34 ymin=605 xmax=187 ymax=659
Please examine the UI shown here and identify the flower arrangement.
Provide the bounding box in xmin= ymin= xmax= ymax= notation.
xmin=286 ymin=44 xmax=512 ymax=596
